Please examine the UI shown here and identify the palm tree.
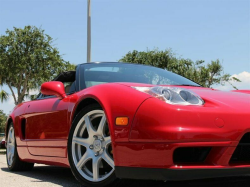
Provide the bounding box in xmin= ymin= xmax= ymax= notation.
xmin=0 ymin=89 xmax=9 ymax=103
xmin=0 ymin=77 xmax=9 ymax=103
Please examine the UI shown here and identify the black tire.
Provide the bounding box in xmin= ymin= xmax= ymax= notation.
xmin=6 ymin=123 xmax=34 ymax=171
xmin=68 ymin=104 xmax=118 ymax=187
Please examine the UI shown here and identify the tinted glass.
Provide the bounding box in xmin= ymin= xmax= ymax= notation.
xmin=80 ymin=63 xmax=200 ymax=89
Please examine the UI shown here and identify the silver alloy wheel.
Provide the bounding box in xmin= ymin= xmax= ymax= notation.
xmin=7 ymin=126 xmax=15 ymax=166
xmin=72 ymin=110 xmax=114 ymax=182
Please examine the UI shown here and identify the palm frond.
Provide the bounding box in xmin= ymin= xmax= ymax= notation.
xmin=0 ymin=90 xmax=9 ymax=103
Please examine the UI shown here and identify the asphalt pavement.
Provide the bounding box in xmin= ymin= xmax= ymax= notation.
xmin=1 ymin=149 xmax=250 ymax=187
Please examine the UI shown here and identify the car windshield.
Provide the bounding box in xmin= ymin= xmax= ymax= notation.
xmin=80 ymin=63 xmax=200 ymax=88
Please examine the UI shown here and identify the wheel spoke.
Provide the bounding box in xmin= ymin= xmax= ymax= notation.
xmin=8 ymin=130 xmax=12 ymax=143
xmin=7 ymin=152 xmax=11 ymax=160
xmin=84 ymin=115 xmax=96 ymax=136
xmin=102 ymin=151 xmax=114 ymax=168
xmin=76 ymin=152 xmax=91 ymax=169
xmin=72 ymin=136 xmax=89 ymax=148
xmin=97 ymin=114 xmax=106 ymax=135
xmin=92 ymin=156 xmax=101 ymax=181
xmin=11 ymin=145 xmax=15 ymax=154
xmin=8 ymin=140 xmax=14 ymax=146
xmin=104 ymin=136 xmax=111 ymax=146
xmin=11 ymin=137 xmax=15 ymax=144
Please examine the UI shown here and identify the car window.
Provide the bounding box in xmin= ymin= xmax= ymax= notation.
xmin=80 ymin=63 xmax=200 ymax=89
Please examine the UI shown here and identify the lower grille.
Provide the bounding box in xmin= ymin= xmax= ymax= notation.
xmin=230 ymin=133 xmax=250 ymax=163
xmin=173 ymin=147 xmax=211 ymax=164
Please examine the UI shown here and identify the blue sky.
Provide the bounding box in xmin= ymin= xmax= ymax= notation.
xmin=0 ymin=0 xmax=249 ymax=113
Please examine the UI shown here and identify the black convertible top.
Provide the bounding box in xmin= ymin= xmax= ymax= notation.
xmin=53 ymin=71 xmax=76 ymax=82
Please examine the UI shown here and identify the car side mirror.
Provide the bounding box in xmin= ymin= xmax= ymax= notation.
xmin=41 ymin=81 xmax=66 ymax=99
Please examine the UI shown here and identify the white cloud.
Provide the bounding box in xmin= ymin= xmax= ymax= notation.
xmin=23 ymin=89 xmax=39 ymax=102
xmin=0 ymin=93 xmax=17 ymax=115
xmin=0 ymin=98 xmax=15 ymax=115
xmin=214 ymin=71 xmax=250 ymax=91
xmin=27 ymin=89 xmax=39 ymax=96
xmin=8 ymin=93 xmax=17 ymax=104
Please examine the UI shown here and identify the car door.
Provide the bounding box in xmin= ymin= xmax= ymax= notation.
xmin=24 ymin=96 xmax=69 ymax=157
xmin=23 ymin=71 xmax=77 ymax=158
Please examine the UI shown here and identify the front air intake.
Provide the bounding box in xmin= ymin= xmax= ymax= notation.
xmin=230 ymin=133 xmax=250 ymax=163
xmin=173 ymin=147 xmax=211 ymax=164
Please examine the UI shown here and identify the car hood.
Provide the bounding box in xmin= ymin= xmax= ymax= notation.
xmin=117 ymin=82 xmax=250 ymax=112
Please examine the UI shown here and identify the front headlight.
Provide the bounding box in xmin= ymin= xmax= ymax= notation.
xmin=133 ymin=86 xmax=204 ymax=106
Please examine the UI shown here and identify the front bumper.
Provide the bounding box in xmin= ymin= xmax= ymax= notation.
xmin=113 ymin=97 xmax=250 ymax=167
xmin=112 ymin=96 xmax=250 ymax=180
xmin=113 ymin=140 xmax=239 ymax=168
xmin=115 ymin=166 xmax=250 ymax=181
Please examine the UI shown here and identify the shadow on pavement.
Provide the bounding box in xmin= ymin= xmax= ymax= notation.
xmin=1 ymin=165 xmax=250 ymax=187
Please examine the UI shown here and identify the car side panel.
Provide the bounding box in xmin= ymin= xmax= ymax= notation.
xmin=8 ymin=98 xmax=71 ymax=161
xmin=25 ymin=98 xmax=69 ymax=140
xmin=7 ymin=103 xmax=28 ymax=147
xmin=17 ymin=146 xmax=69 ymax=167
xmin=24 ymin=97 xmax=70 ymax=157
xmin=9 ymin=83 xmax=148 ymax=166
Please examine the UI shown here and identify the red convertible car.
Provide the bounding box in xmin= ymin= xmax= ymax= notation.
xmin=5 ymin=62 xmax=250 ymax=187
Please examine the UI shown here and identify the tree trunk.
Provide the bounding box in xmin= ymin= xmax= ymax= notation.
xmin=7 ymin=83 xmax=17 ymax=105
xmin=17 ymin=94 xmax=24 ymax=105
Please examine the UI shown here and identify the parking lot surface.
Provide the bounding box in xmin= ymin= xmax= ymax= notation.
xmin=1 ymin=150 xmax=250 ymax=186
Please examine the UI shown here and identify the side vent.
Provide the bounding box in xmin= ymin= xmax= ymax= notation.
xmin=21 ymin=118 xmax=26 ymax=139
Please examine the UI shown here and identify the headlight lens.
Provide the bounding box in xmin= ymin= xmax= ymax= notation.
xmin=133 ymin=86 xmax=204 ymax=106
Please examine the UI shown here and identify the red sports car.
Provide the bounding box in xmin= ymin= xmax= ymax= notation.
xmin=5 ymin=62 xmax=250 ymax=187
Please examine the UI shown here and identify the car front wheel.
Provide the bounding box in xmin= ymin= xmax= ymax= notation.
xmin=68 ymin=104 xmax=116 ymax=187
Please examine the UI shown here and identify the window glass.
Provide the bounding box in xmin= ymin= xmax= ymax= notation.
xmin=80 ymin=63 xmax=200 ymax=89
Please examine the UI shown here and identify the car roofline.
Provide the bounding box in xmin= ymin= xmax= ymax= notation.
xmin=79 ymin=61 xmax=155 ymax=68
xmin=80 ymin=62 xmax=123 ymax=65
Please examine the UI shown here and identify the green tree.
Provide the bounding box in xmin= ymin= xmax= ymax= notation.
xmin=0 ymin=26 xmax=75 ymax=105
xmin=120 ymin=49 xmax=240 ymax=88
xmin=0 ymin=110 xmax=7 ymax=133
